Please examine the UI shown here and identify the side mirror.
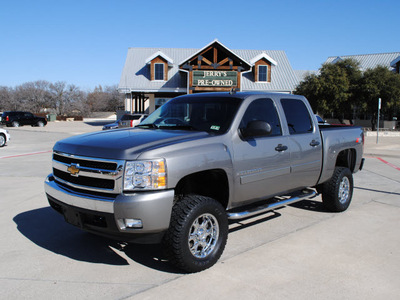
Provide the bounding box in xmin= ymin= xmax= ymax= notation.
xmin=241 ymin=120 xmax=272 ymax=138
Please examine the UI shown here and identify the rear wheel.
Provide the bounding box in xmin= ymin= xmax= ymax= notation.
xmin=163 ymin=194 xmax=228 ymax=273
xmin=11 ymin=121 xmax=20 ymax=127
xmin=321 ymin=167 xmax=353 ymax=212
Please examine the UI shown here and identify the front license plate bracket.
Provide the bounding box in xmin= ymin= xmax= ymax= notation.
xmin=63 ymin=207 xmax=82 ymax=228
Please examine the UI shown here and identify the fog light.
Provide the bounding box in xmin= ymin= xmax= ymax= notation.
xmin=124 ymin=218 xmax=143 ymax=229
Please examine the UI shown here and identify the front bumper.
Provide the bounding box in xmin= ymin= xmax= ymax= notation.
xmin=44 ymin=174 xmax=174 ymax=243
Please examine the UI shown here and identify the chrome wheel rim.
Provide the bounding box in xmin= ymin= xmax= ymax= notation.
xmin=188 ymin=213 xmax=219 ymax=258
xmin=0 ymin=135 xmax=5 ymax=146
xmin=339 ymin=177 xmax=350 ymax=204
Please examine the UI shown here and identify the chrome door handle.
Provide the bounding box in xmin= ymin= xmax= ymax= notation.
xmin=275 ymin=144 xmax=288 ymax=152
xmin=310 ymin=140 xmax=320 ymax=147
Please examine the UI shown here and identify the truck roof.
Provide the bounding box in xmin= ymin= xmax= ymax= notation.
xmin=174 ymin=91 xmax=304 ymax=100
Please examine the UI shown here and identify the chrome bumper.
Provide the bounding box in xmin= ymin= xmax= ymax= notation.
xmin=45 ymin=174 xmax=175 ymax=233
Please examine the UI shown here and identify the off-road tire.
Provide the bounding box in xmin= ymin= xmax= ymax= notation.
xmin=163 ymin=194 xmax=228 ymax=273
xmin=321 ymin=167 xmax=353 ymax=212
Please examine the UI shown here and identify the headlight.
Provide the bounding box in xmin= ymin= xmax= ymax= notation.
xmin=124 ymin=159 xmax=167 ymax=191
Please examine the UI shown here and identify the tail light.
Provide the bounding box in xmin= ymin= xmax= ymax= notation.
xmin=356 ymin=132 xmax=365 ymax=148
xmin=360 ymin=131 xmax=365 ymax=147
xmin=6 ymin=116 xmax=9 ymax=121
xmin=130 ymin=120 xmax=134 ymax=127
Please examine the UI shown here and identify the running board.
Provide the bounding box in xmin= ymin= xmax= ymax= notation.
xmin=227 ymin=189 xmax=317 ymax=220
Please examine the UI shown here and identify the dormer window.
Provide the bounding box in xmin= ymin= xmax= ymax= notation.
xmin=258 ymin=65 xmax=268 ymax=82
xmin=145 ymin=51 xmax=173 ymax=82
xmin=154 ymin=63 xmax=165 ymax=80
xmin=250 ymin=52 xmax=277 ymax=83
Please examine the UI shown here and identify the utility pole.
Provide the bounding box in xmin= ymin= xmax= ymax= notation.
xmin=376 ymin=98 xmax=381 ymax=144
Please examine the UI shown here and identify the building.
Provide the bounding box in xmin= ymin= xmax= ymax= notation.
xmin=325 ymin=52 xmax=400 ymax=73
xmin=118 ymin=39 xmax=299 ymax=114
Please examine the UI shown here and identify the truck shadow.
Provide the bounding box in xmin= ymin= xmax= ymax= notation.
xmin=14 ymin=201 xmax=330 ymax=274
xmin=228 ymin=211 xmax=282 ymax=233
xmin=289 ymin=199 xmax=328 ymax=212
xmin=13 ymin=207 xmax=181 ymax=274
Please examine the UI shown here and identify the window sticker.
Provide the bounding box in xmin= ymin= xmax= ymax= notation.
xmin=210 ymin=125 xmax=220 ymax=131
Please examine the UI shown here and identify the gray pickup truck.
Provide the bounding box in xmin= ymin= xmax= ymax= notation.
xmin=45 ymin=91 xmax=364 ymax=272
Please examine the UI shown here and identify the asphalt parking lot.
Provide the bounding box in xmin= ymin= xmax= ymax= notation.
xmin=1 ymin=121 xmax=400 ymax=300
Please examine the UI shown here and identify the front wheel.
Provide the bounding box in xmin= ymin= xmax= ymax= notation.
xmin=321 ymin=167 xmax=353 ymax=212
xmin=0 ymin=134 xmax=6 ymax=147
xmin=163 ymin=194 xmax=228 ymax=273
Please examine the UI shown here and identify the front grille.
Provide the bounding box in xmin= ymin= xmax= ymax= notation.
xmin=52 ymin=151 xmax=125 ymax=194
xmin=53 ymin=168 xmax=114 ymax=189
xmin=53 ymin=153 xmax=117 ymax=171
xmin=54 ymin=179 xmax=119 ymax=199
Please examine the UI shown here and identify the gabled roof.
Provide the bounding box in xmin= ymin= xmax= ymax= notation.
xmin=178 ymin=39 xmax=252 ymax=69
xmin=119 ymin=43 xmax=299 ymax=93
xmin=390 ymin=56 xmax=400 ymax=67
xmin=144 ymin=50 xmax=174 ymax=65
xmin=294 ymin=70 xmax=318 ymax=82
xmin=249 ymin=52 xmax=278 ymax=66
xmin=325 ymin=52 xmax=400 ymax=72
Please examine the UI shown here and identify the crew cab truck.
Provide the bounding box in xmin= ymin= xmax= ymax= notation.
xmin=45 ymin=92 xmax=364 ymax=272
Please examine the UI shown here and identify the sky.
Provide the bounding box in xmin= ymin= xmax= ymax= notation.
xmin=1 ymin=0 xmax=399 ymax=91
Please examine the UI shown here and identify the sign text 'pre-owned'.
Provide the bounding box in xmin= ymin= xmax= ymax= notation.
xmin=193 ymin=71 xmax=237 ymax=87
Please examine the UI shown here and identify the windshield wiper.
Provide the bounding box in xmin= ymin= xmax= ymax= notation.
xmin=158 ymin=125 xmax=200 ymax=131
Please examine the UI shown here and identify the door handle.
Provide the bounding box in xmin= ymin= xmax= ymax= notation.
xmin=275 ymin=144 xmax=288 ymax=152
xmin=310 ymin=140 xmax=320 ymax=147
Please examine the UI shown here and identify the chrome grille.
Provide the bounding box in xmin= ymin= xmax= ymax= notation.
xmin=52 ymin=151 xmax=125 ymax=194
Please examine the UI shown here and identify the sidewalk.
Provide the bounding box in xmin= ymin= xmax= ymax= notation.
xmin=364 ymin=135 xmax=400 ymax=158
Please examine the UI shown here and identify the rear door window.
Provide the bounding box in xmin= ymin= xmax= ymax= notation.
xmin=281 ymin=98 xmax=313 ymax=134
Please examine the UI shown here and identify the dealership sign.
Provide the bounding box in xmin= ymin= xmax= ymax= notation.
xmin=192 ymin=71 xmax=237 ymax=87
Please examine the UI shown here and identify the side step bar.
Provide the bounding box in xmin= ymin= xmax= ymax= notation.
xmin=227 ymin=189 xmax=317 ymax=220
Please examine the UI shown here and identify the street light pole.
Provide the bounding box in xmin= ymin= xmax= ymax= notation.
xmin=377 ymin=98 xmax=381 ymax=144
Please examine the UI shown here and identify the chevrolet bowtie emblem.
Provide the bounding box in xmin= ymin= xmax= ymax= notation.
xmin=67 ymin=164 xmax=80 ymax=176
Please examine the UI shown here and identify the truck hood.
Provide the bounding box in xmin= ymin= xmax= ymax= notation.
xmin=53 ymin=128 xmax=210 ymax=160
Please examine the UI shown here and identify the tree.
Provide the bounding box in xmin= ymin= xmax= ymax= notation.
xmin=0 ymin=86 xmax=14 ymax=111
xmin=14 ymin=81 xmax=52 ymax=112
xmin=86 ymin=85 xmax=123 ymax=113
xmin=65 ymin=84 xmax=88 ymax=116
xmin=295 ymin=59 xmax=362 ymax=123
xmin=359 ymin=66 xmax=400 ymax=125
xmin=49 ymin=81 xmax=68 ymax=115
xmin=104 ymin=85 xmax=124 ymax=111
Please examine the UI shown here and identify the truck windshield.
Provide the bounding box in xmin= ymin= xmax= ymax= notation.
xmin=138 ymin=96 xmax=242 ymax=134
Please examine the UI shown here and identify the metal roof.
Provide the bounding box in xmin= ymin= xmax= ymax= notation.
xmin=118 ymin=46 xmax=299 ymax=94
xmin=325 ymin=52 xmax=400 ymax=72
xmin=294 ymin=70 xmax=318 ymax=82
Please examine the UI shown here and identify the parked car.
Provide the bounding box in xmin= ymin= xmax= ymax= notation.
xmin=1 ymin=111 xmax=47 ymax=127
xmin=102 ymin=114 xmax=148 ymax=130
xmin=0 ymin=127 xmax=11 ymax=147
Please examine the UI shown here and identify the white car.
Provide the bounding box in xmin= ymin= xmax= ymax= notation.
xmin=102 ymin=114 xmax=148 ymax=130
xmin=0 ymin=127 xmax=11 ymax=147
